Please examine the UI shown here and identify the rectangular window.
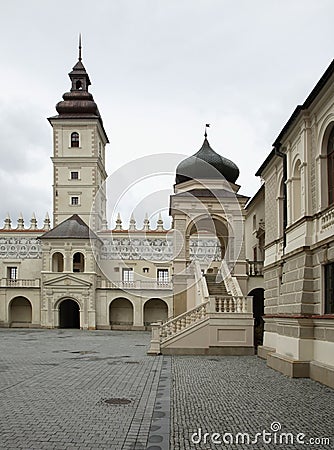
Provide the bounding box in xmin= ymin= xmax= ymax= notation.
xmin=122 ymin=268 xmax=134 ymax=282
xmin=157 ymin=269 xmax=169 ymax=284
xmin=71 ymin=171 xmax=79 ymax=180
xmin=7 ymin=267 xmax=18 ymax=280
xmin=71 ymin=196 xmax=79 ymax=206
xmin=325 ymin=262 xmax=334 ymax=314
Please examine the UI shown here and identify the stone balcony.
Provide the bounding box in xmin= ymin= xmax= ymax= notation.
xmin=0 ymin=278 xmax=41 ymax=288
xmin=246 ymin=260 xmax=264 ymax=276
xmin=98 ymin=279 xmax=173 ymax=290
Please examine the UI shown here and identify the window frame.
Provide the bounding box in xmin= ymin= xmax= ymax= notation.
xmin=324 ymin=262 xmax=334 ymax=314
xmin=327 ymin=128 xmax=334 ymax=206
xmin=7 ymin=266 xmax=18 ymax=280
xmin=157 ymin=269 xmax=169 ymax=284
xmin=71 ymin=196 xmax=79 ymax=206
xmin=122 ymin=268 xmax=134 ymax=282
xmin=70 ymin=132 xmax=80 ymax=148
xmin=70 ymin=171 xmax=79 ymax=180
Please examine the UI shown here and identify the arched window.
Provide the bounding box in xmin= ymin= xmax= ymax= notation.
xmin=75 ymin=80 xmax=82 ymax=90
xmin=292 ymin=160 xmax=302 ymax=221
xmin=278 ymin=178 xmax=284 ymax=238
xmin=327 ymin=127 xmax=334 ymax=206
xmin=52 ymin=252 xmax=64 ymax=272
xmin=73 ymin=252 xmax=85 ymax=272
xmin=71 ymin=132 xmax=80 ymax=148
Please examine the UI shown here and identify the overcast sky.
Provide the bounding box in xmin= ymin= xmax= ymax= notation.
xmin=0 ymin=0 xmax=333 ymax=229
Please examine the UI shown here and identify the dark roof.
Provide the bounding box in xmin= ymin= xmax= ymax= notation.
xmin=175 ymin=138 xmax=239 ymax=185
xmin=256 ymin=59 xmax=334 ymax=176
xmin=40 ymin=214 xmax=100 ymax=240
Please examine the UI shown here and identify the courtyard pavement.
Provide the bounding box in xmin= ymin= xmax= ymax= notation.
xmin=0 ymin=329 xmax=333 ymax=450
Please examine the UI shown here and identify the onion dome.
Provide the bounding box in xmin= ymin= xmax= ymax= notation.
xmin=175 ymin=134 xmax=239 ymax=185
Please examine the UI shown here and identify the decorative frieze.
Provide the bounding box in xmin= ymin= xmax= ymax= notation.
xmin=0 ymin=237 xmax=42 ymax=259
xmin=100 ymin=237 xmax=222 ymax=261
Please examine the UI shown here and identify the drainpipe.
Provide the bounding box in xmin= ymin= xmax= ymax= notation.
xmin=274 ymin=143 xmax=287 ymax=252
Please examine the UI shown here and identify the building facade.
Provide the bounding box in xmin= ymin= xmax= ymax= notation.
xmin=1 ymin=47 xmax=332 ymax=387
xmin=257 ymin=60 xmax=334 ymax=389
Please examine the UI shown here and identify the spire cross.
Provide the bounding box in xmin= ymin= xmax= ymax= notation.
xmin=78 ymin=33 xmax=82 ymax=61
xmin=204 ymin=123 xmax=210 ymax=138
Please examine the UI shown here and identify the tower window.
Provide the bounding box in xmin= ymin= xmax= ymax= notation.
xmin=71 ymin=171 xmax=79 ymax=180
xmin=71 ymin=196 xmax=79 ymax=206
xmin=76 ymin=80 xmax=82 ymax=90
xmin=71 ymin=132 xmax=80 ymax=148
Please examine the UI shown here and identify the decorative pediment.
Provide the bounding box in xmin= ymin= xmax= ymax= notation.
xmin=43 ymin=274 xmax=92 ymax=288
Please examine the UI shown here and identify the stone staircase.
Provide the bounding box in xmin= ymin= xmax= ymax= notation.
xmin=205 ymin=274 xmax=230 ymax=297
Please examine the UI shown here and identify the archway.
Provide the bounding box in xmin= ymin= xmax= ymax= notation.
xmin=249 ymin=288 xmax=264 ymax=350
xmin=9 ymin=297 xmax=32 ymax=326
xmin=59 ymin=299 xmax=80 ymax=329
xmin=109 ymin=298 xmax=133 ymax=326
xmin=143 ymin=298 xmax=168 ymax=326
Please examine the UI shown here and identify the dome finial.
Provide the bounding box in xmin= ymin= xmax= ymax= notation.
xmin=204 ymin=123 xmax=210 ymax=138
xmin=78 ymin=33 xmax=82 ymax=62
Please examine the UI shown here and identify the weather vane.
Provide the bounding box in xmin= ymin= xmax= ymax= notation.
xmin=204 ymin=123 xmax=210 ymax=138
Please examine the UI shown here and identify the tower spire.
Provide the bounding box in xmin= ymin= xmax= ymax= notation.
xmin=78 ymin=33 xmax=82 ymax=62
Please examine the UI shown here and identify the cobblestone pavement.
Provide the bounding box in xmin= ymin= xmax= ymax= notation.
xmin=1 ymin=331 xmax=334 ymax=450
xmin=171 ymin=356 xmax=334 ymax=450
xmin=0 ymin=329 xmax=163 ymax=450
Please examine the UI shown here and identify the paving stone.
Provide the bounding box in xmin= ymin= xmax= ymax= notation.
xmin=0 ymin=329 xmax=162 ymax=449
xmin=171 ymin=355 xmax=334 ymax=450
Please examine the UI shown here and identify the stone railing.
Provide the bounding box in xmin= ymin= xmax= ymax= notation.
xmin=246 ymin=260 xmax=264 ymax=276
xmin=220 ymin=260 xmax=243 ymax=296
xmin=147 ymin=295 xmax=253 ymax=354
xmin=214 ymin=296 xmax=253 ymax=313
xmin=99 ymin=279 xmax=172 ymax=290
xmin=321 ymin=205 xmax=334 ymax=231
xmin=160 ymin=301 xmax=209 ymax=342
xmin=1 ymin=278 xmax=41 ymax=288
xmin=194 ymin=261 xmax=209 ymax=306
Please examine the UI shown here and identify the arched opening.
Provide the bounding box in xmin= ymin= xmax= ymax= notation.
xmin=9 ymin=297 xmax=32 ymax=327
xmin=249 ymin=288 xmax=264 ymax=350
xmin=327 ymin=127 xmax=334 ymax=206
xmin=59 ymin=299 xmax=80 ymax=329
xmin=187 ymin=216 xmax=229 ymax=264
xmin=75 ymin=80 xmax=82 ymax=90
xmin=73 ymin=252 xmax=85 ymax=272
xmin=52 ymin=252 xmax=64 ymax=272
xmin=109 ymin=298 xmax=133 ymax=327
xmin=71 ymin=132 xmax=79 ymax=148
xmin=292 ymin=160 xmax=302 ymax=221
xmin=143 ymin=298 xmax=168 ymax=326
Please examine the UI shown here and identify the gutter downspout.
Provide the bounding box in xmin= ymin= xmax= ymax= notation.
xmin=274 ymin=143 xmax=287 ymax=252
